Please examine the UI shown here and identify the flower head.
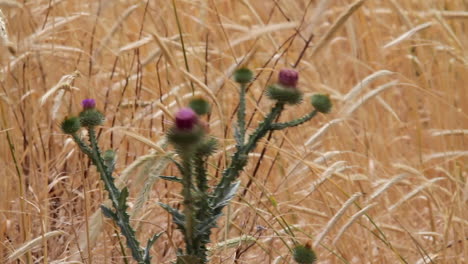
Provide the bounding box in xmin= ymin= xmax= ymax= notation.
xmin=175 ymin=107 xmax=198 ymax=130
xmin=61 ymin=116 xmax=81 ymax=134
xmin=278 ymin=68 xmax=299 ymax=88
xmin=189 ymin=96 xmax=211 ymax=115
xmin=311 ymin=94 xmax=332 ymax=113
xmin=293 ymin=243 xmax=317 ymax=264
xmin=234 ymin=68 xmax=254 ymax=84
xmin=82 ymin=98 xmax=96 ymax=110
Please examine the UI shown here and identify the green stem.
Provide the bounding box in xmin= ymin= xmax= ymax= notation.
xmin=180 ymin=152 xmax=195 ymax=255
xmin=270 ymin=110 xmax=318 ymax=130
xmin=236 ymin=83 xmax=247 ymax=146
xmin=213 ymin=102 xmax=284 ymax=204
xmin=75 ymin=128 xmax=146 ymax=263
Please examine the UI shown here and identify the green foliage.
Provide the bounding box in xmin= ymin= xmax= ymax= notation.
xmin=167 ymin=125 xmax=205 ymax=147
xmin=189 ymin=96 xmax=211 ymax=115
xmin=79 ymin=109 xmax=105 ymax=127
xmin=293 ymin=244 xmax=317 ymax=264
xmin=266 ymin=84 xmax=303 ymax=105
xmin=61 ymin=116 xmax=81 ymax=134
xmin=233 ymin=68 xmax=254 ymax=84
xmin=311 ymin=94 xmax=332 ymax=113
xmin=63 ymin=67 xmax=330 ymax=264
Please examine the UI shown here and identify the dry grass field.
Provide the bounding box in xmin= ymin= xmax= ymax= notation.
xmin=1 ymin=0 xmax=467 ymax=263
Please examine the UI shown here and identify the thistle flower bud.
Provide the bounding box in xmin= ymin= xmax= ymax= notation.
xmin=79 ymin=99 xmax=104 ymax=127
xmin=175 ymin=107 xmax=198 ymax=130
xmin=293 ymin=243 xmax=317 ymax=264
xmin=189 ymin=96 xmax=211 ymax=115
xmin=311 ymin=94 xmax=332 ymax=113
xmin=266 ymin=84 xmax=303 ymax=105
xmin=234 ymin=68 xmax=254 ymax=84
xmin=278 ymin=68 xmax=299 ymax=88
xmin=82 ymin=98 xmax=96 ymax=110
xmin=167 ymin=107 xmax=204 ymax=147
xmin=61 ymin=116 xmax=81 ymax=134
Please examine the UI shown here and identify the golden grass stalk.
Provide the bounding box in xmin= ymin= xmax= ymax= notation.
xmin=94 ymin=3 xmax=140 ymax=59
xmin=305 ymin=118 xmax=342 ymax=146
xmin=430 ymin=129 xmax=468 ymax=137
xmin=342 ymin=70 xmax=394 ymax=102
xmin=365 ymin=173 xmax=408 ymax=203
xmin=341 ymin=80 xmax=399 ymax=117
xmin=308 ymin=0 xmax=366 ymax=59
xmin=7 ymin=230 xmax=66 ymax=262
xmin=131 ymin=155 xmax=172 ymax=218
xmin=313 ymin=192 xmax=362 ymax=247
xmin=332 ymin=202 xmax=377 ymax=245
xmin=39 ymin=71 xmax=80 ymax=106
xmin=423 ymin=151 xmax=468 ymax=163
xmin=207 ymin=235 xmax=256 ymax=256
xmin=388 ymin=177 xmax=445 ymax=212
xmin=382 ymin=21 xmax=433 ymax=49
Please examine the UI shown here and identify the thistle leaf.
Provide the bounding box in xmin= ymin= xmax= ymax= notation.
xmin=144 ymin=231 xmax=164 ymax=263
xmin=159 ymin=175 xmax=183 ymax=183
xmin=159 ymin=202 xmax=185 ymax=231
xmin=118 ymin=187 xmax=129 ymax=211
xmin=213 ymin=181 xmax=240 ymax=210
xmin=100 ymin=205 xmax=117 ymax=220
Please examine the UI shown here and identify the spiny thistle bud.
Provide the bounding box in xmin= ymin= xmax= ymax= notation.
xmin=278 ymin=68 xmax=299 ymax=88
xmin=293 ymin=243 xmax=317 ymax=264
xmin=79 ymin=99 xmax=104 ymax=127
xmin=82 ymin=98 xmax=96 ymax=110
xmin=234 ymin=68 xmax=254 ymax=84
xmin=311 ymin=94 xmax=332 ymax=113
xmin=167 ymin=107 xmax=204 ymax=147
xmin=189 ymin=96 xmax=211 ymax=115
xmin=61 ymin=116 xmax=81 ymax=134
xmin=103 ymin=149 xmax=116 ymax=162
xmin=266 ymin=84 xmax=303 ymax=105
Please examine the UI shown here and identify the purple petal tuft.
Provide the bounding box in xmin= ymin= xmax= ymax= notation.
xmin=175 ymin=107 xmax=198 ymax=130
xmin=82 ymin=98 xmax=96 ymax=110
xmin=278 ymin=69 xmax=299 ymax=88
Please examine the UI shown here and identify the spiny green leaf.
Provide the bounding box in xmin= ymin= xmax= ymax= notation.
xmin=159 ymin=175 xmax=183 ymax=183
xmin=159 ymin=202 xmax=185 ymax=231
xmin=118 ymin=187 xmax=129 ymax=211
xmin=144 ymin=231 xmax=164 ymax=263
xmin=100 ymin=205 xmax=117 ymax=220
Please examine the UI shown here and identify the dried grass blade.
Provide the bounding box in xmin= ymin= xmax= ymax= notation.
xmin=383 ymin=22 xmax=432 ymax=49
xmin=116 ymin=129 xmax=166 ymax=154
xmin=388 ymin=177 xmax=445 ymax=212
xmin=343 ymin=70 xmax=394 ymax=102
xmin=423 ymin=151 xmax=468 ymax=163
xmin=341 ymin=80 xmax=399 ymax=116
xmin=7 ymin=230 xmax=67 ymax=262
xmin=309 ymin=0 xmax=366 ymax=59
xmin=332 ymin=202 xmax=377 ymax=245
xmin=313 ymin=192 xmax=362 ymax=247
xmin=430 ymin=129 xmax=468 ymax=137
xmin=365 ymin=174 xmax=407 ymax=203
xmin=94 ymin=4 xmax=140 ymax=58
xmin=305 ymin=118 xmax=342 ymax=146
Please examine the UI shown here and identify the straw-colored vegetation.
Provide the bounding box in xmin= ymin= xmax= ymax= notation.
xmin=1 ymin=0 xmax=467 ymax=263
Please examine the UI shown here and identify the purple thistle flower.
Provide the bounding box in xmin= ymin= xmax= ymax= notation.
xmin=278 ymin=68 xmax=299 ymax=88
xmin=175 ymin=107 xmax=198 ymax=130
xmin=82 ymin=98 xmax=96 ymax=110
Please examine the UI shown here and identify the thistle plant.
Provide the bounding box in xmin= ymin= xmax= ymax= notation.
xmin=61 ymin=68 xmax=331 ymax=264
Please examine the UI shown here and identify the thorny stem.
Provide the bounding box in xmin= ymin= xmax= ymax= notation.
xmin=213 ymin=102 xmax=284 ymax=201
xmin=180 ymin=151 xmax=195 ymax=255
xmin=73 ymin=128 xmax=146 ymax=263
xmin=237 ymin=83 xmax=247 ymax=146
xmin=270 ymin=109 xmax=318 ymax=130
